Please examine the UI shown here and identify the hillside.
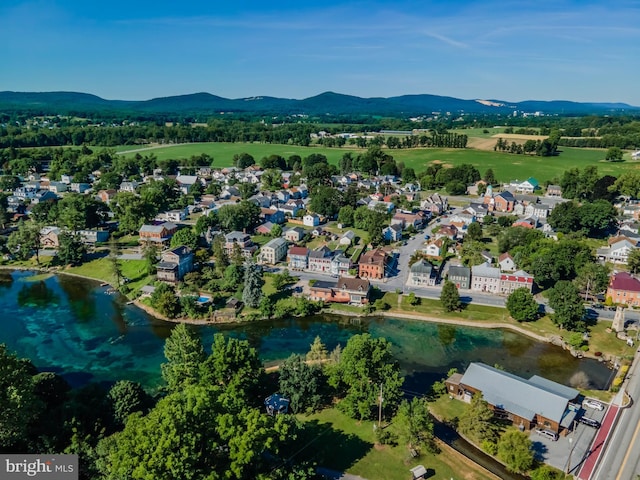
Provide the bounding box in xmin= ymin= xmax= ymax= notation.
xmin=0 ymin=90 xmax=638 ymax=118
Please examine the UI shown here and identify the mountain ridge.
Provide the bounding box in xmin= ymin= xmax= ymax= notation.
xmin=0 ymin=90 xmax=637 ymax=117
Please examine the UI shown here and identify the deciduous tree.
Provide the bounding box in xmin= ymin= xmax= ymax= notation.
xmin=506 ymin=288 xmax=539 ymax=322
xmin=440 ymin=280 xmax=461 ymax=312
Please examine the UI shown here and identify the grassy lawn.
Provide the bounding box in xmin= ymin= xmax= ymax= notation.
xmin=587 ymin=321 xmax=636 ymax=360
xmin=298 ymin=407 xmax=495 ymax=480
xmin=113 ymin=141 xmax=640 ymax=184
xmin=67 ymin=257 xmax=151 ymax=291
xmin=429 ymin=394 xmax=470 ymax=423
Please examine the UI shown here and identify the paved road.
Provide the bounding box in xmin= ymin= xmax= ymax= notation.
xmin=588 ymin=348 xmax=640 ymax=480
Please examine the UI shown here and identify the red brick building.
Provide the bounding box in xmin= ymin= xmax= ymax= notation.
xmin=358 ymin=248 xmax=389 ymax=279
xmin=606 ymin=272 xmax=640 ymax=307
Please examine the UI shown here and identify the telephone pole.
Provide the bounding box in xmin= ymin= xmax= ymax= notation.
xmin=378 ymin=383 xmax=384 ymax=428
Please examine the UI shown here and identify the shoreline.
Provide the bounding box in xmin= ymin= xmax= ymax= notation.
xmin=0 ymin=265 xmax=610 ymax=362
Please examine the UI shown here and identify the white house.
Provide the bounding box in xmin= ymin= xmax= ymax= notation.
xmin=340 ymin=230 xmax=356 ymax=246
xmin=303 ymin=213 xmax=320 ymax=227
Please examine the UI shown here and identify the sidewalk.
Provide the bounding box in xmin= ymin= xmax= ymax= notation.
xmin=575 ymin=404 xmax=621 ymax=479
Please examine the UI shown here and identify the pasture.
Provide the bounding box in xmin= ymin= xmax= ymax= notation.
xmin=114 ymin=141 xmax=640 ymax=183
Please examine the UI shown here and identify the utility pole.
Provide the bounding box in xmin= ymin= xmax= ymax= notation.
xmin=378 ymin=383 xmax=384 ymax=428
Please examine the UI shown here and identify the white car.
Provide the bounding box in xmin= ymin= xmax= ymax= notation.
xmin=583 ymin=399 xmax=605 ymax=411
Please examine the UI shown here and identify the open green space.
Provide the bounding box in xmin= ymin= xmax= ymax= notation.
xmin=66 ymin=257 xmax=151 ymax=291
xmin=298 ymin=407 xmax=495 ymax=480
xmin=114 ymin=141 xmax=640 ymax=183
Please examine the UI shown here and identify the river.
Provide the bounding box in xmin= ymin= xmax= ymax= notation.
xmin=0 ymin=270 xmax=614 ymax=393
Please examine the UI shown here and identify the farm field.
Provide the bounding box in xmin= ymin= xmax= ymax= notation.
xmin=113 ymin=142 xmax=640 ymax=183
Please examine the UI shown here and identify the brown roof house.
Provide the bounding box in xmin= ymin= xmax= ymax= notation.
xmin=446 ymin=363 xmax=580 ymax=435
xmin=309 ymin=277 xmax=371 ymax=305
xmin=358 ymin=248 xmax=389 ymax=279
xmin=156 ymin=246 xmax=194 ymax=283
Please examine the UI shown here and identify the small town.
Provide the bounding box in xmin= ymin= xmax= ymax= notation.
xmin=3 ymin=1 xmax=640 ymax=479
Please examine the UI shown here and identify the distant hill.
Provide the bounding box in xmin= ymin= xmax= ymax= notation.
xmin=0 ymin=90 xmax=638 ymax=118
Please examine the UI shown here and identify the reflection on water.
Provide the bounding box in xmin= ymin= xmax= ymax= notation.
xmin=17 ymin=280 xmax=60 ymax=308
xmin=0 ymin=270 xmax=615 ymax=394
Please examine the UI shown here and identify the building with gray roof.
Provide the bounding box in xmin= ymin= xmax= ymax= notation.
xmin=448 ymin=363 xmax=580 ymax=434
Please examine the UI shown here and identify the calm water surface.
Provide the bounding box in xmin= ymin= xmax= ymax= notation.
xmin=0 ymin=270 xmax=614 ymax=392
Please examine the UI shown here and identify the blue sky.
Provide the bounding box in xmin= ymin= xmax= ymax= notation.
xmin=1 ymin=0 xmax=639 ymax=104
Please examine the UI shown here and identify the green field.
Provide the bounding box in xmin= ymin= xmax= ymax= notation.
xmin=114 ymin=141 xmax=640 ymax=183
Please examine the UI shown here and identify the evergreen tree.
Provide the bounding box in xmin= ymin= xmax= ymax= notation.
xmin=242 ymin=261 xmax=264 ymax=308
xmin=161 ymin=324 xmax=206 ymax=392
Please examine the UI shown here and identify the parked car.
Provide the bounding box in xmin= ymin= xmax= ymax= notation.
xmin=578 ymin=417 xmax=601 ymax=428
xmin=424 ymin=234 xmax=430 ymax=240
xmin=583 ymin=399 xmax=605 ymax=411
xmin=535 ymin=429 xmax=558 ymax=441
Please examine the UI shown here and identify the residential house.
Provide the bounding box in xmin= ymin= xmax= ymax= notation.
xmin=176 ymin=175 xmax=200 ymax=195
xmin=156 ymin=246 xmax=194 ymax=283
xmin=260 ymin=237 xmax=288 ymax=265
xmin=525 ymin=203 xmax=550 ymax=219
xmin=596 ymin=236 xmax=638 ymax=264
xmin=383 ymin=224 xmax=403 ymax=242
xmin=157 ymin=208 xmax=188 ymax=223
xmin=421 ymin=193 xmax=448 ymax=215
xmin=77 ymin=230 xmax=109 ymax=244
xmin=512 ymin=216 xmax=538 ymax=229
xmin=139 ymin=222 xmax=178 ymax=245
xmin=367 ymin=200 xmax=395 ymax=213
xmin=330 ymin=253 xmax=352 ymax=276
xmin=447 ymin=363 xmax=579 ymax=435
xmin=48 ymin=181 xmax=68 ymax=194
xmin=71 ymin=182 xmax=92 ymax=194
xmin=435 ymin=224 xmax=458 ymax=241
xmin=423 ymin=238 xmax=444 ymax=258
xmin=358 ymin=248 xmax=388 ymax=279
xmin=32 ymin=190 xmax=58 ymax=204
xmin=260 ymin=208 xmax=285 ymax=224
xmin=606 ymin=272 xmax=640 ymax=306
xmin=303 ymin=213 xmax=320 ymax=227
xmin=220 ymin=186 xmax=241 ymax=200
xmin=287 ymin=246 xmax=309 ymax=270
xmin=284 ymin=227 xmax=305 ymax=243
xmin=408 ymin=259 xmax=437 ymax=286
xmin=119 ymin=181 xmax=138 ymax=193
xmin=447 ymin=265 xmax=471 ymax=289
xmin=546 ymin=185 xmax=562 ymax=197
xmin=97 ymin=189 xmax=117 ymax=204
xmin=391 ymin=212 xmax=426 ymax=230
xmin=339 ymin=230 xmax=356 ymax=246
xmin=224 ymin=231 xmax=258 ymax=258
xmin=40 ymin=226 xmax=61 ymax=248
xmin=514 ymin=177 xmax=540 ymax=194
xmin=500 ymin=270 xmax=535 ymax=294
xmin=255 ymin=222 xmax=276 ymax=235
xmin=498 ymin=253 xmax=516 ymax=272
xmin=309 ymin=277 xmax=371 ymax=305
xmin=308 ymin=246 xmax=333 ymax=273
xmin=471 ymin=262 xmax=501 ymax=293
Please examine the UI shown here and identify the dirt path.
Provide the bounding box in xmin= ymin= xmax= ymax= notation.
xmin=115 ymin=143 xmax=186 ymax=155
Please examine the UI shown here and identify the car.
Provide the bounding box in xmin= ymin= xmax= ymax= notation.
xmin=583 ymin=399 xmax=605 ymax=411
xmin=535 ymin=429 xmax=558 ymax=441
xmin=578 ymin=417 xmax=601 ymax=428
xmin=424 ymin=234 xmax=431 ymax=240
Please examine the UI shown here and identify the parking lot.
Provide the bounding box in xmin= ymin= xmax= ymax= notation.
xmin=530 ymin=400 xmax=607 ymax=474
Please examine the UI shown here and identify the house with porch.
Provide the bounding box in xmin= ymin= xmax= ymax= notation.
xmin=224 ymin=231 xmax=258 ymax=258
xmin=309 ymin=277 xmax=371 ymax=305
xmin=287 ymin=246 xmax=309 ymax=270
xmin=446 ymin=363 xmax=580 ymax=435
xmin=156 ymin=246 xmax=194 ymax=283
xmin=408 ymin=259 xmax=437 ymax=286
